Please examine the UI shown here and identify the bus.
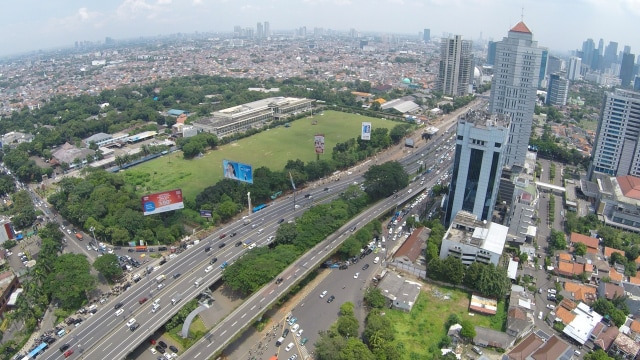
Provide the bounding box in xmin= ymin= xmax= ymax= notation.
xmin=25 ymin=342 xmax=48 ymax=359
xmin=252 ymin=204 xmax=268 ymax=213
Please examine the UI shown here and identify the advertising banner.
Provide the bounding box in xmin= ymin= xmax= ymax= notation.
xmin=314 ymin=134 xmax=325 ymax=154
xmin=223 ymin=160 xmax=254 ymax=184
xmin=199 ymin=210 xmax=213 ymax=218
xmin=361 ymin=122 xmax=372 ymax=140
xmin=141 ymin=189 xmax=184 ymax=216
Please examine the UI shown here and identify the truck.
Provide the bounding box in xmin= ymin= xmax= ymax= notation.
xmin=194 ymin=277 xmax=204 ymax=287
xmin=243 ymin=218 xmax=252 ymax=225
xmin=135 ymin=246 xmax=148 ymax=252
xmin=75 ymin=233 xmax=83 ymax=241
xmin=155 ymin=274 xmax=166 ymax=283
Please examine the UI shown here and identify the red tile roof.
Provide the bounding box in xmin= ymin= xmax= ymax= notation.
xmin=604 ymin=247 xmax=625 ymax=259
xmin=510 ymin=21 xmax=532 ymax=34
xmin=617 ymin=175 xmax=640 ymax=200
xmin=570 ymin=233 xmax=599 ymax=252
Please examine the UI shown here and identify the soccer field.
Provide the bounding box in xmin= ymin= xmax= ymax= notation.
xmin=124 ymin=111 xmax=399 ymax=200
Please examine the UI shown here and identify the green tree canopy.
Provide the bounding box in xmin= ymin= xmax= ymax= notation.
xmin=93 ymin=253 xmax=123 ymax=281
xmin=45 ymin=253 xmax=95 ymax=310
xmin=362 ymin=161 xmax=409 ymax=200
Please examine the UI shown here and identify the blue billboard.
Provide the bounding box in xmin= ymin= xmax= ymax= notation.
xmin=223 ymin=160 xmax=253 ymax=184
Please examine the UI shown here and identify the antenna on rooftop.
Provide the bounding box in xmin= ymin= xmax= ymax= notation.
xmin=521 ymin=6 xmax=524 ymax=21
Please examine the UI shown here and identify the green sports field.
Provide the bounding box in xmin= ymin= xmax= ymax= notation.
xmin=124 ymin=111 xmax=399 ymax=200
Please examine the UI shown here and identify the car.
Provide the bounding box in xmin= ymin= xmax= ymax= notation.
xmin=115 ymin=308 xmax=125 ymax=316
xmin=278 ymin=218 xmax=285 ymax=224
xmin=139 ymin=297 xmax=148 ymax=304
xmin=218 ymin=242 xmax=226 ymax=248
xmin=267 ymin=236 xmax=275 ymax=242
xmin=156 ymin=345 xmax=166 ymax=353
xmin=205 ymin=265 xmax=214 ymax=273
xmin=275 ymin=277 xmax=284 ymax=284
xmin=235 ymin=241 xmax=242 ymax=247
xmin=547 ymin=304 xmax=555 ymax=310
xmin=230 ymin=232 xmax=237 ymax=237
xmin=220 ymin=261 xmax=228 ymax=269
xmin=362 ymin=264 xmax=369 ymax=270
xmin=204 ymin=246 xmax=211 ymax=252
xmin=297 ymin=329 xmax=304 ymax=337
xmin=210 ymin=257 xmax=218 ymax=264
xmin=354 ymin=272 xmax=360 ymax=279
xmin=114 ymin=302 xmax=124 ymax=310
xmin=285 ymin=342 xmax=294 ymax=351
xmin=173 ymin=273 xmax=181 ymax=279
xmin=149 ymin=346 xmax=157 ymax=354
xmin=327 ymin=295 xmax=335 ymax=303
xmin=64 ymin=349 xmax=74 ymax=358
xmin=320 ymin=290 xmax=328 ymax=298
xmin=130 ymin=323 xmax=140 ymax=331
xmin=157 ymin=283 xmax=165 ymax=290
xmin=300 ymin=337 xmax=308 ymax=345
xmin=283 ymin=328 xmax=290 ymax=337
xmin=126 ymin=318 xmax=137 ymax=327
xmin=59 ymin=344 xmax=71 ymax=353
xmin=291 ymin=324 xmax=300 ymax=332
xmin=169 ymin=345 xmax=179 ymax=353
xmin=289 ymin=355 xmax=298 ymax=360
xmin=287 ymin=317 xmax=297 ymax=326
xmin=219 ymin=233 xmax=227 ymax=239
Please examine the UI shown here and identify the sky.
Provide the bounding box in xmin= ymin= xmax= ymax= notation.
xmin=1 ymin=0 xmax=640 ymax=58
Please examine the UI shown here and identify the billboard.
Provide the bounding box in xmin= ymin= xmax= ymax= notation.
xmin=141 ymin=189 xmax=184 ymax=216
xmin=199 ymin=210 xmax=212 ymax=218
xmin=223 ymin=160 xmax=254 ymax=184
xmin=314 ymin=134 xmax=325 ymax=154
xmin=361 ymin=122 xmax=372 ymax=140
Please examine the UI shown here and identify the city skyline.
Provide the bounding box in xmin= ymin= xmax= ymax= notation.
xmin=1 ymin=0 xmax=640 ymax=58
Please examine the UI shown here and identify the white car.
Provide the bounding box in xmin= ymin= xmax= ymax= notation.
xmin=115 ymin=309 xmax=124 ymax=316
xmin=285 ymin=342 xmax=294 ymax=351
xmin=157 ymin=283 xmax=165 ymax=290
xmin=354 ymin=272 xmax=360 ymax=279
xmin=152 ymin=304 xmax=161 ymax=313
xmin=267 ymin=236 xmax=275 ymax=242
xmin=291 ymin=323 xmax=300 ymax=332
xmin=320 ymin=290 xmax=328 ymax=298
xmin=297 ymin=329 xmax=304 ymax=337
xmin=546 ymin=304 xmax=555 ymax=310
xmin=149 ymin=347 xmax=157 ymax=354
xmin=205 ymin=266 xmax=214 ymax=273
xmin=126 ymin=318 xmax=136 ymax=327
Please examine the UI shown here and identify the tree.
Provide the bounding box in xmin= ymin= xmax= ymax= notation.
xmin=463 ymin=262 xmax=485 ymax=289
xmin=315 ymin=329 xmax=347 ymax=360
xmin=340 ymin=302 xmax=355 ymax=317
xmin=477 ymin=263 xmax=511 ymax=298
xmin=362 ymin=161 xmax=409 ymax=200
xmin=93 ymin=253 xmax=123 ymax=281
xmin=339 ymin=338 xmax=375 ymax=360
xmin=45 ymin=253 xmax=95 ymax=310
xmin=584 ymin=349 xmax=614 ymax=360
xmin=442 ymin=256 xmax=465 ymax=285
xmin=574 ymin=242 xmax=587 ymax=256
xmin=549 ymin=229 xmax=567 ymax=250
xmin=363 ymin=287 xmax=387 ymax=309
xmin=336 ymin=314 xmax=359 ymax=338
xmin=445 ymin=313 xmax=461 ymax=329
xmin=460 ymin=320 xmax=476 ymax=340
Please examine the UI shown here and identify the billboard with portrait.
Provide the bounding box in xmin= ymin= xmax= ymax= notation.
xmin=314 ymin=134 xmax=325 ymax=154
xmin=361 ymin=122 xmax=372 ymax=140
xmin=141 ymin=189 xmax=184 ymax=216
xmin=223 ymin=159 xmax=254 ymax=184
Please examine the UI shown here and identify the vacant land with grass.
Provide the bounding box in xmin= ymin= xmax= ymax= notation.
xmin=385 ymin=284 xmax=506 ymax=359
xmin=124 ymin=111 xmax=399 ymax=200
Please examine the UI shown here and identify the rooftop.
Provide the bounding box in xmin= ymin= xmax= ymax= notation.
xmin=445 ymin=211 xmax=508 ymax=255
xmin=510 ymin=21 xmax=532 ymax=34
xmin=460 ymin=109 xmax=510 ymax=128
xmin=616 ymin=175 xmax=640 ymax=201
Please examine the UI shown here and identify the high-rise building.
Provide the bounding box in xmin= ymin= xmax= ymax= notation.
xmin=567 ymin=56 xmax=582 ymax=81
xmin=423 ymin=28 xmax=430 ymax=42
xmin=437 ymin=35 xmax=474 ymax=96
xmin=264 ymin=21 xmax=270 ymax=38
xmin=590 ymin=89 xmax=640 ymax=178
xmin=256 ymin=22 xmax=264 ymax=39
xmin=635 ymin=76 xmax=640 ymax=91
xmin=604 ymin=41 xmax=619 ymax=70
xmin=539 ymin=48 xmax=549 ymax=88
xmin=488 ymin=21 xmax=542 ymax=168
xmin=487 ymin=41 xmax=497 ymax=66
xmin=581 ymin=38 xmax=595 ymax=68
xmin=444 ymin=110 xmax=510 ymax=226
xmin=620 ymin=53 xmax=636 ymax=87
xmin=546 ymin=74 xmax=569 ymax=106
xmin=546 ymin=55 xmax=562 ymax=75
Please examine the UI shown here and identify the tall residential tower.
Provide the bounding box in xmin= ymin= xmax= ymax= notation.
xmin=488 ymin=22 xmax=542 ymax=168
xmin=444 ymin=110 xmax=510 ymax=226
xmin=437 ymin=35 xmax=473 ymax=97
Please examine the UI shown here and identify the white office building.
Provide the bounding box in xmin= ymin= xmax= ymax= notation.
xmin=444 ymin=110 xmax=510 ymax=225
xmin=590 ymin=89 xmax=640 ymax=178
xmin=489 ymin=22 xmax=542 ymax=168
xmin=567 ymin=56 xmax=582 ymax=81
xmin=437 ymin=35 xmax=474 ymax=97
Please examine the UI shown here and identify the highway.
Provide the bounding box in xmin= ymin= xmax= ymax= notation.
xmin=36 ymin=101 xmax=479 ymax=360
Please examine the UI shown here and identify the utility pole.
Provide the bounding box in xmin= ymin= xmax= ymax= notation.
xmin=247 ymin=192 xmax=252 ymax=216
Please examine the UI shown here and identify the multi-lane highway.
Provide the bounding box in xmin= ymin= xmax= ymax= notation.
xmin=36 ymin=101 xmax=479 ymax=360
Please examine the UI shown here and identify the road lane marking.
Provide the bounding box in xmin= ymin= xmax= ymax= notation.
xmin=302 ymin=262 xmax=308 ymax=266
xmin=221 ymin=330 xmax=227 ymax=336
xmin=310 ymin=256 xmax=315 ymax=260
xmin=295 ymin=269 xmax=299 ymax=273
xmin=251 ymin=305 xmax=256 ymax=310
xmin=260 ymin=297 xmax=265 ymax=302
xmin=232 ymin=321 xmax=237 ymax=326
xmin=241 ymin=313 xmax=246 ymax=319
xmin=269 ymin=289 xmax=274 ymax=294
xmin=195 ymin=352 xmax=201 ymax=358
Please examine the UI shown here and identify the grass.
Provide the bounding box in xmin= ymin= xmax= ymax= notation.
xmin=384 ymin=284 xmax=505 ymax=359
xmin=124 ymin=111 xmax=399 ymax=200
xmin=165 ymin=316 xmax=208 ymax=349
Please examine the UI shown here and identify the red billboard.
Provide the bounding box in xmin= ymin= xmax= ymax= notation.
xmin=141 ymin=189 xmax=184 ymax=216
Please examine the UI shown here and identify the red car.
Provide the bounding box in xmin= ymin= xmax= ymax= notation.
xmin=64 ymin=349 xmax=74 ymax=358
xmin=138 ymin=297 xmax=148 ymax=304
xmin=219 ymin=233 xmax=227 ymax=239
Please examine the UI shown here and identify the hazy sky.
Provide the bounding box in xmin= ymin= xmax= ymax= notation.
xmin=1 ymin=0 xmax=639 ymax=58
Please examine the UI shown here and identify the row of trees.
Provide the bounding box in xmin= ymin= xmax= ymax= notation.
xmin=529 ymin=126 xmax=590 ymax=168
xmin=8 ymin=190 xmax=37 ymax=229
